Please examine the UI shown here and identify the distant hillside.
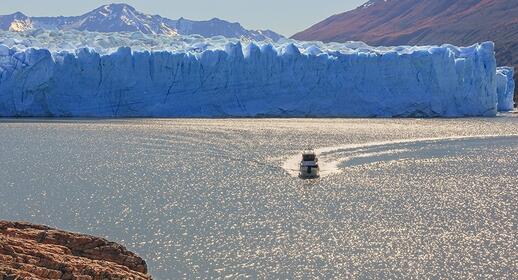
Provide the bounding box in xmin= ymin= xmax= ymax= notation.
xmin=0 ymin=3 xmax=284 ymax=41
xmin=293 ymin=0 xmax=518 ymax=103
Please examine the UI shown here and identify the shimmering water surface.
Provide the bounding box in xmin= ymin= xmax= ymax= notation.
xmin=1 ymin=117 xmax=517 ymax=279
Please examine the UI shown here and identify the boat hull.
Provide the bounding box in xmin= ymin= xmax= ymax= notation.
xmin=299 ymin=165 xmax=320 ymax=179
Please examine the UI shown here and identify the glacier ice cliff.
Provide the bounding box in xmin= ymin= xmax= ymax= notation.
xmin=496 ymin=67 xmax=515 ymax=111
xmin=0 ymin=31 xmax=501 ymax=117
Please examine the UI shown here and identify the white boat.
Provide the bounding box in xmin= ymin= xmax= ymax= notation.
xmin=299 ymin=150 xmax=320 ymax=179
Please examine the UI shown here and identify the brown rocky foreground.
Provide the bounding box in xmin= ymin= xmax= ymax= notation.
xmin=0 ymin=221 xmax=151 ymax=280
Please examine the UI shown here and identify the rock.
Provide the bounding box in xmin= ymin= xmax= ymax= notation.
xmin=0 ymin=221 xmax=152 ymax=280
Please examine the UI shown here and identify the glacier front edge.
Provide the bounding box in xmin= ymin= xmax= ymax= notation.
xmin=0 ymin=39 xmax=498 ymax=117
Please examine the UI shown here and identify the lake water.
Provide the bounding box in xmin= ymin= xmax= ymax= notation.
xmin=1 ymin=117 xmax=517 ymax=279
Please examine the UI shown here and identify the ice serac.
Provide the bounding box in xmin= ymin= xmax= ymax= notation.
xmin=0 ymin=35 xmax=498 ymax=117
xmin=496 ymin=67 xmax=515 ymax=111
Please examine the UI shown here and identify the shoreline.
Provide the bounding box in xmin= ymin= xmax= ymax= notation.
xmin=0 ymin=110 xmax=516 ymax=121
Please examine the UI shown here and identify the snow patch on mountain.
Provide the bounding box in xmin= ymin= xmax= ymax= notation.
xmin=9 ymin=19 xmax=33 ymax=32
xmin=360 ymin=0 xmax=390 ymax=9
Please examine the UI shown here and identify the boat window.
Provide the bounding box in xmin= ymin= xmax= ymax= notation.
xmin=303 ymin=154 xmax=316 ymax=161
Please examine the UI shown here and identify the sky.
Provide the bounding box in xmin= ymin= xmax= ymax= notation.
xmin=0 ymin=0 xmax=367 ymax=36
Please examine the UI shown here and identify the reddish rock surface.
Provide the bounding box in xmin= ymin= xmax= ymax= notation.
xmin=292 ymin=0 xmax=518 ymax=101
xmin=0 ymin=221 xmax=151 ymax=280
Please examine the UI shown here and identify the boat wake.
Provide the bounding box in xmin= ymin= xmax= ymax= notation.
xmin=280 ymin=134 xmax=518 ymax=178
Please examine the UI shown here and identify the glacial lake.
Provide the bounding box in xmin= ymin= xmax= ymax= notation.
xmin=1 ymin=117 xmax=517 ymax=279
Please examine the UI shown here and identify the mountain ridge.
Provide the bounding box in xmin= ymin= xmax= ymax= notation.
xmin=0 ymin=3 xmax=284 ymax=41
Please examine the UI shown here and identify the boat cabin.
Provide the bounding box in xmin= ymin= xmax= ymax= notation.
xmin=299 ymin=150 xmax=320 ymax=179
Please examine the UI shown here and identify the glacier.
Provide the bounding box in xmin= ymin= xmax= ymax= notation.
xmin=0 ymin=30 xmax=502 ymax=117
xmin=496 ymin=67 xmax=515 ymax=111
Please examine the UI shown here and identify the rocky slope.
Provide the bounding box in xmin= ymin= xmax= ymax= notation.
xmin=292 ymin=0 xmax=518 ymax=102
xmin=0 ymin=221 xmax=151 ymax=280
xmin=0 ymin=3 xmax=283 ymax=41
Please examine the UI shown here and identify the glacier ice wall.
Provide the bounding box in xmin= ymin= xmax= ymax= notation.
xmin=0 ymin=31 xmax=499 ymax=117
xmin=496 ymin=67 xmax=515 ymax=111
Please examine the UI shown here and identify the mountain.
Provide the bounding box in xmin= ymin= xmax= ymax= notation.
xmin=174 ymin=17 xmax=284 ymax=41
xmin=43 ymin=3 xmax=178 ymax=35
xmin=0 ymin=12 xmax=31 ymax=31
xmin=292 ymin=0 xmax=518 ymax=102
xmin=0 ymin=3 xmax=283 ymax=41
